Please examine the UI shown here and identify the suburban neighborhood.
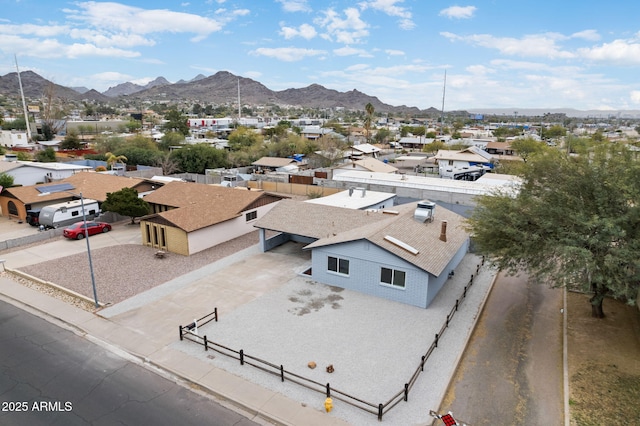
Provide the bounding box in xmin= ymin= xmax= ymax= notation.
xmin=1 ymin=68 xmax=639 ymax=426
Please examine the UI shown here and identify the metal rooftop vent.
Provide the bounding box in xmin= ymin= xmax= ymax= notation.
xmin=414 ymin=201 xmax=436 ymax=223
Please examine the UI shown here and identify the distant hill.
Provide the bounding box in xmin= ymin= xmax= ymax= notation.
xmin=175 ymin=74 xmax=207 ymax=85
xmin=125 ymin=71 xmax=424 ymax=114
xmin=103 ymin=76 xmax=171 ymax=97
xmin=71 ymin=86 xmax=90 ymax=94
xmin=0 ymin=70 xmax=425 ymax=113
xmin=8 ymin=70 xmax=636 ymax=117
xmin=0 ymin=71 xmax=83 ymax=101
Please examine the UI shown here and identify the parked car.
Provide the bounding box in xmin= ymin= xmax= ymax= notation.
xmin=63 ymin=221 xmax=112 ymax=240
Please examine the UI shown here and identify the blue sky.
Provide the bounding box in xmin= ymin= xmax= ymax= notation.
xmin=2 ymin=0 xmax=640 ymax=111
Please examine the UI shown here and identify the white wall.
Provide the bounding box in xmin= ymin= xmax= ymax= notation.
xmin=186 ymin=202 xmax=280 ymax=254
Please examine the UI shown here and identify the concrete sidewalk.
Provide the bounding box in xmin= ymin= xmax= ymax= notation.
xmin=0 ymin=275 xmax=349 ymax=426
xmin=0 ymin=232 xmax=496 ymax=425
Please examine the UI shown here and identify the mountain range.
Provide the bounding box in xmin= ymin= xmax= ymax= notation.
xmin=2 ymin=70 xmax=639 ymax=118
xmin=0 ymin=70 xmax=425 ymax=115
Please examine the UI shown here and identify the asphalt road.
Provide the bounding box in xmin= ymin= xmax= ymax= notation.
xmin=0 ymin=300 xmax=261 ymax=426
xmin=439 ymin=271 xmax=564 ymax=426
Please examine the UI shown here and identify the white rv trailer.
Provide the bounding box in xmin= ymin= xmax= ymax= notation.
xmin=39 ymin=198 xmax=100 ymax=229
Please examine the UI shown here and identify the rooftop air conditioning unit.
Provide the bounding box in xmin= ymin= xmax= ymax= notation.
xmin=414 ymin=201 xmax=436 ymax=223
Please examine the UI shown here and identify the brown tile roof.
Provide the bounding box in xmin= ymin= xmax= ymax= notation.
xmin=3 ymin=172 xmax=146 ymax=204
xmin=252 ymin=157 xmax=297 ymax=168
xmin=338 ymin=158 xmax=397 ymax=173
xmin=143 ymin=181 xmax=284 ymax=232
xmin=254 ymin=199 xmax=390 ymax=239
xmin=486 ymin=141 xmax=512 ymax=149
xmin=256 ymin=200 xmax=469 ymax=276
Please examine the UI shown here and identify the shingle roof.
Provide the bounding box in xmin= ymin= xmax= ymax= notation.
xmin=3 ymin=172 xmax=146 ymax=204
xmin=255 ymin=200 xmax=469 ymax=276
xmin=143 ymin=181 xmax=284 ymax=232
xmin=251 ymin=157 xmax=297 ymax=168
xmin=351 ymin=143 xmax=381 ymax=154
xmin=348 ymin=158 xmax=397 ymax=173
xmin=430 ymin=148 xmax=493 ymax=163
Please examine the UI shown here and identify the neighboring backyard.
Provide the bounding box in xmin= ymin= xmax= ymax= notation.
xmin=567 ymin=292 xmax=640 ymax=425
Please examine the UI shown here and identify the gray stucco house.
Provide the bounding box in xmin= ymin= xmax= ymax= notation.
xmin=254 ymin=199 xmax=470 ymax=308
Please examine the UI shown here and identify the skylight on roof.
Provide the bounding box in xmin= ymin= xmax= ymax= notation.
xmin=384 ymin=235 xmax=419 ymax=255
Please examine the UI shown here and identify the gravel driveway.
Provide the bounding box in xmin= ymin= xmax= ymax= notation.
xmin=16 ymin=231 xmax=260 ymax=306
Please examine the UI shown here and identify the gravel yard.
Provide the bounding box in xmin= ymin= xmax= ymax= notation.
xmin=14 ymin=231 xmax=261 ymax=307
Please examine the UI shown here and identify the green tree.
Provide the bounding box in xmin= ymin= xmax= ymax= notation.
xmin=170 ymin=144 xmax=228 ymax=173
xmin=94 ymin=135 xmax=126 ymax=154
xmin=126 ymin=134 xmax=158 ymax=151
xmin=510 ymin=137 xmax=547 ymax=162
xmin=0 ymin=172 xmax=14 ymax=189
xmin=34 ymin=147 xmax=56 ymax=162
xmin=114 ymin=147 xmax=159 ymax=167
xmin=467 ymin=143 xmax=640 ymax=318
xmin=228 ymin=126 xmax=263 ymax=151
xmin=546 ymin=125 xmax=567 ymax=139
xmin=374 ymin=128 xmax=391 ymax=144
xmin=125 ymin=119 xmax=142 ymax=133
xmin=105 ymin=152 xmax=128 ymax=169
xmin=100 ymin=187 xmax=150 ymax=225
xmin=364 ymin=103 xmax=375 ymax=143
xmin=39 ymin=122 xmax=54 ymax=141
xmin=60 ymin=130 xmax=83 ymax=150
xmin=159 ymin=131 xmax=185 ymax=151
xmin=7 ymin=116 xmax=27 ymax=131
xmin=162 ymin=108 xmax=189 ymax=136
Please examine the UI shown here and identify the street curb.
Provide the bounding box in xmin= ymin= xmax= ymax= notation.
xmin=0 ymin=284 xmax=299 ymax=426
xmin=5 ymin=267 xmax=105 ymax=308
xmin=431 ymin=267 xmax=499 ymax=425
xmin=563 ymin=287 xmax=570 ymax=426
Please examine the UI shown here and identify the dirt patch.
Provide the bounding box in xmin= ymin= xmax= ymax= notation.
xmin=287 ymin=281 xmax=344 ymax=316
xmin=567 ymin=292 xmax=640 ymax=425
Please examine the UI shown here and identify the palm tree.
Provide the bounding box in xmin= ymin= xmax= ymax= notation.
xmin=105 ymin=152 xmax=127 ymax=170
xmin=364 ymin=103 xmax=375 ymax=143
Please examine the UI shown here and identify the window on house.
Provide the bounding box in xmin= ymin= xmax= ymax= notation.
xmin=380 ymin=267 xmax=406 ymax=288
xmin=328 ymin=256 xmax=349 ymax=275
xmin=245 ymin=211 xmax=257 ymax=221
xmin=448 ymin=160 xmax=454 ymax=166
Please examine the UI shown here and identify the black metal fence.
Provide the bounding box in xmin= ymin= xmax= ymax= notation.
xmin=179 ymin=257 xmax=486 ymax=421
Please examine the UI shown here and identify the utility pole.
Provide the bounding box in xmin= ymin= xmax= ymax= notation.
xmin=440 ymin=70 xmax=447 ymax=136
xmin=15 ymin=54 xmax=32 ymax=141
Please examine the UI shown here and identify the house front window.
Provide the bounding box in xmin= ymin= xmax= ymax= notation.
xmin=380 ymin=267 xmax=406 ymax=288
xmin=245 ymin=210 xmax=257 ymax=221
xmin=328 ymin=256 xmax=349 ymax=276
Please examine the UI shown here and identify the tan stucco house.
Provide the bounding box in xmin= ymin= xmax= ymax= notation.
xmin=140 ymin=181 xmax=285 ymax=255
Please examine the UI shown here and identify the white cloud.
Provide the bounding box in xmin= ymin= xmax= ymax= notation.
xmin=0 ymin=34 xmax=140 ymax=59
xmin=276 ymin=0 xmax=311 ymax=13
xmin=250 ymin=47 xmax=326 ymax=61
xmin=441 ymin=32 xmax=574 ymax=59
xmin=466 ymin=65 xmax=494 ymax=75
xmin=63 ymin=2 xmax=233 ymax=42
xmin=334 ymin=46 xmax=372 ymax=57
xmin=0 ymin=23 xmax=69 ymax=37
xmin=578 ymin=39 xmax=640 ymax=65
xmin=315 ymin=7 xmax=369 ymax=44
xmin=244 ymin=71 xmax=262 ymax=79
xmin=489 ymin=59 xmax=554 ymax=71
xmin=279 ymin=23 xmax=317 ymax=40
xmin=385 ymin=49 xmax=404 ymax=56
xmin=630 ymin=90 xmax=640 ymax=104
xmin=439 ymin=6 xmax=477 ymax=19
xmin=571 ymin=29 xmax=600 ymax=41
xmin=358 ymin=0 xmax=415 ymax=29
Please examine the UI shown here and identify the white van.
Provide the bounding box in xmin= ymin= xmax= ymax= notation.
xmin=39 ymin=199 xmax=100 ymax=229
